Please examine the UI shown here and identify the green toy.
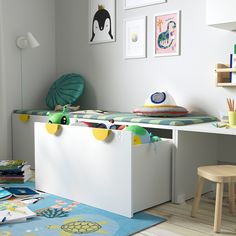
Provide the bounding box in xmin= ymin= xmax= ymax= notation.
xmin=124 ymin=125 xmax=161 ymax=145
xmin=47 ymin=105 xmax=70 ymax=125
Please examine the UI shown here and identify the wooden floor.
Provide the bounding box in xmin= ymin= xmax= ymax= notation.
xmin=135 ymin=194 xmax=236 ymax=236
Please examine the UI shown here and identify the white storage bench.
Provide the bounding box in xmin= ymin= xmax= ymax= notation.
xmin=35 ymin=122 xmax=172 ymax=217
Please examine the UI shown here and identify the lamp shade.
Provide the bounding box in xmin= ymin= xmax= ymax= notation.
xmin=16 ymin=32 xmax=40 ymax=49
xmin=27 ymin=32 xmax=40 ymax=48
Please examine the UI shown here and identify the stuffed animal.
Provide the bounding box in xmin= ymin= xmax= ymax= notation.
xmin=96 ymin=119 xmax=117 ymax=130
xmin=124 ymin=125 xmax=161 ymax=145
xmin=47 ymin=105 xmax=70 ymax=125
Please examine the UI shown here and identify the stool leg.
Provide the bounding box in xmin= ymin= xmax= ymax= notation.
xmin=228 ymin=182 xmax=235 ymax=213
xmin=214 ymin=182 xmax=224 ymax=233
xmin=191 ymin=176 xmax=204 ymax=217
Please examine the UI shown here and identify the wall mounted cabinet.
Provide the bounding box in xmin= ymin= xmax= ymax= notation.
xmin=215 ymin=64 xmax=236 ymax=87
xmin=206 ymin=0 xmax=236 ymax=31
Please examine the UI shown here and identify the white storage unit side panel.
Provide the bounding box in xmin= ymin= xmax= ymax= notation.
xmin=173 ymin=131 xmax=218 ymax=203
xmin=12 ymin=114 xmax=48 ymax=168
xmin=35 ymin=123 xmax=133 ymax=217
xmin=132 ymin=140 xmax=172 ymax=212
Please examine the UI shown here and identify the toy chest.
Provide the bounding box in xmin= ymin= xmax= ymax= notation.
xmin=35 ymin=122 xmax=172 ymax=217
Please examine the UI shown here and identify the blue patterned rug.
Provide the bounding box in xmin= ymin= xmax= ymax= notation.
xmin=0 ymin=182 xmax=166 ymax=236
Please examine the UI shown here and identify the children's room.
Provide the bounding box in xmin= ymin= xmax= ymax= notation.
xmin=1 ymin=0 xmax=236 ymax=235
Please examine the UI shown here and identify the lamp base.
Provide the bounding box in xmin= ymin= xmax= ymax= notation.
xmin=16 ymin=37 xmax=28 ymax=49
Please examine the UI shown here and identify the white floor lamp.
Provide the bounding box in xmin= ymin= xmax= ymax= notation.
xmin=16 ymin=32 xmax=40 ymax=110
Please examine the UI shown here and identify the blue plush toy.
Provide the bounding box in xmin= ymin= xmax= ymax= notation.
xmin=124 ymin=125 xmax=161 ymax=145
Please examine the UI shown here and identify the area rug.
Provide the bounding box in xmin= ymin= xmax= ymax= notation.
xmin=0 ymin=182 xmax=166 ymax=236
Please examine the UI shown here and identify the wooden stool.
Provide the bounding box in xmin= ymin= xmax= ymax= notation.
xmin=191 ymin=165 xmax=236 ymax=233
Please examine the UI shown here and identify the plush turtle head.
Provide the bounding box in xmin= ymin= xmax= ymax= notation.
xmin=47 ymin=105 xmax=70 ymax=125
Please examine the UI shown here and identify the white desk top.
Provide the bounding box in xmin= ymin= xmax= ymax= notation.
xmin=76 ymin=117 xmax=236 ymax=135
xmin=176 ymin=122 xmax=236 ymax=136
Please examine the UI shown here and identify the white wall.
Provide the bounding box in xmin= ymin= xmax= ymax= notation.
xmin=55 ymin=0 xmax=236 ymax=117
xmin=1 ymin=0 xmax=236 ymax=161
xmin=0 ymin=0 xmax=8 ymax=160
xmin=0 ymin=0 xmax=56 ymax=159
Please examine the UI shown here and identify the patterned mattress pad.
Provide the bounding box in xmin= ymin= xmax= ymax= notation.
xmin=13 ymin=109 xmax=218 ymax=126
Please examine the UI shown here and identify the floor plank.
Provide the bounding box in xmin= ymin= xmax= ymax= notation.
xmin=134 ymin=196 xmax=236 ymax=236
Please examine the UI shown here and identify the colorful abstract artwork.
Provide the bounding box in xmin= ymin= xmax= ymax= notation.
xmin=154 ymin=10 xmax=180 ymax=57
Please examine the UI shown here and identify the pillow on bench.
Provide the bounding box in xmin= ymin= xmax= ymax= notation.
xmin=46 ymin=73 xmax=85 ymax=110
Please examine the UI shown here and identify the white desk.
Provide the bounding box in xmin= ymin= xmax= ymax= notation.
xmin=76 ymin=119 xmax=236 ymax=203
xmin=173 ymin=123 xmax=236 ymax=203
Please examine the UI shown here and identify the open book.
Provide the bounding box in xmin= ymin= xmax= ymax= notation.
xmin=0 ymin=206 xmax=36 ymax=224
xmin=0 ymin=187 xmax=38 ymax=200
xmin=0 ymin=187 xmax=12 ymax=200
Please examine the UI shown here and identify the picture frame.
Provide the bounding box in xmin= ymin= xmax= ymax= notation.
xmin=88 ymin=0 xmax=116 ymax=44
xmin=124 ymin=16 xmax=147 ymax=59
xmin=154 ymin=10 xmax=180 ymax=57
xmin=124 ymin=0 xmax=166 ymax=10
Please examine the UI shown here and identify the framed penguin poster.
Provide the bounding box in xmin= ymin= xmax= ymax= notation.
xmin=89 ymin=0 xmax=116 ymax=44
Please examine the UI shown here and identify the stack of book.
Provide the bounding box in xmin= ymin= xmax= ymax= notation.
xmin=0 ymin=160 xmax=32 ymax=184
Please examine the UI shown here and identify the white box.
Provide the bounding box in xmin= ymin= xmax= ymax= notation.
xmin=35 ymin=122 xmax=172 ymax=217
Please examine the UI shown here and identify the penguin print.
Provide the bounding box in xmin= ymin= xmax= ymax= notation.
xmin=90 ymin=5 xmax=113 ymax=42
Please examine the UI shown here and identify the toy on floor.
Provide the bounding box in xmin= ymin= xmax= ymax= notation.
xmin=47 ymin=105 xmax=70 ymax=125
xmin=124 ymin=125 xmax=161 ymax=145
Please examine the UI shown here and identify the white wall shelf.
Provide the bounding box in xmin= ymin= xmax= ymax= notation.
xmin=206 ymin=0 xmax=236 ymax=31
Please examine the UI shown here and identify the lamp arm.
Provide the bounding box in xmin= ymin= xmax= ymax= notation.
xmin=20 ymin=49 xmax=23 ymax=110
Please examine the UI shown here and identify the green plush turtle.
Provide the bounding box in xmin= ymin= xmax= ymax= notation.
xmin=47 ymin=105 xmax=70 ymax=125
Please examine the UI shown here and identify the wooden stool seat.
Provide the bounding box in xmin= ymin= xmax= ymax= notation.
xmin=191 ymin=165 xmax=236 ymax=233
xmin=198 ymin=165 xmax=236 ymax=183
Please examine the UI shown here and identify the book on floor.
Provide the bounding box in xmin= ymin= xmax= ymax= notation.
xmin=0 ymin=206 xmax=36 ymax=224
xmin=0 ymin=172 xmax=32 ymax=184
xmin=0 ymin=160 xmax=27 ymax=172
xmin=0 ymin=164 xmax=31 ymax=175
xmin=0 ymin=187 xmax=12 ymax=200
xmin=0 ymin=161 xmax=32 ymax=184
xmin=0 ymin=187 xmax=38 ymax=200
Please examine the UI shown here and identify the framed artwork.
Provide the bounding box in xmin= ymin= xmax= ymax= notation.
xmin=89 ymin=0 xmax=116 ymax=44
xmin=154 ymin=10 xmax=180 ymax=57
xmin=124 ymin=16 xmax=146 ymax=59
xmin=124 ymin=0 xmax=166 ymax=10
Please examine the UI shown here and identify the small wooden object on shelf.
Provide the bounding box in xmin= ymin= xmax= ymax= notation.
xmin=215 ymin=64 xmax=236 ymax=87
